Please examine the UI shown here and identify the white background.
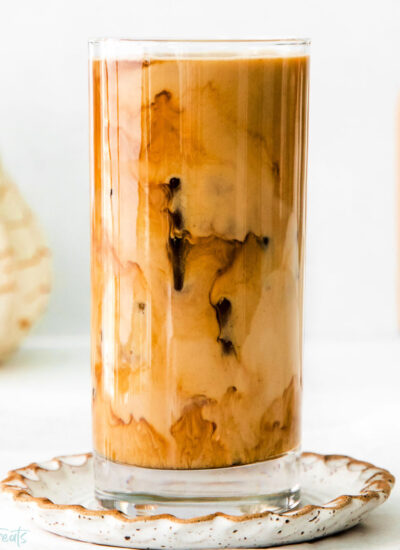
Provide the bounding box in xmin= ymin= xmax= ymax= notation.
xmin=1 ymin=3 xmax=400 ymax=548
xmin=0 ymin=0 xmax=399 ymax=339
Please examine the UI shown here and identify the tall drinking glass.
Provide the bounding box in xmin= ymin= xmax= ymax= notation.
xmin=89 ymin=38 xmax=309 ymax=516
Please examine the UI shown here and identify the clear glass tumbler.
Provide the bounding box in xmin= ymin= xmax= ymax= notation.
xmin=89 ymin=38 xmax=310 ymax=516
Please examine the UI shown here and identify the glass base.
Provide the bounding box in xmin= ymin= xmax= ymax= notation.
xmin=94 ymin=450 xmax=300 ymax=518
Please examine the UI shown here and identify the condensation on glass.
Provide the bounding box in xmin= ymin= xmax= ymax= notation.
xmin=89 ymin=38 xmax=310 ymax=516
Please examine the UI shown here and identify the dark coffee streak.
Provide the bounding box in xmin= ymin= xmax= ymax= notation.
xmin=215 ymin=297 xmax=231 ymax=328
xmin=218 ymin=338 xmax=236 ymax=356
xmin=164 ymin=177 xmax=191 ymax=291
xmin=208 ymin=232 xmax=271 ymax=356
xmin=168 ymin=235 xmax=191 ymax=291
xmin=208 ymin=244 xmax=240 ymax=357
xmin=169 ymin=209 xmax=183 ymax=230
xmin=168 ymin=177 xmax=181 ymax=191
xmin=272 ymin=161 xmax=280 ymax=178
xmin=153 ymin=89 xmax=172 ymax=103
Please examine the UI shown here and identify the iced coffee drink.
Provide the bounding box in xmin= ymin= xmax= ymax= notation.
xmin=90 ymin=39 xmax=309 ymax=512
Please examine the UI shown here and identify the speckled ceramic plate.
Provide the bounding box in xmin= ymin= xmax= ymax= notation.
xmin=0 ymin=452 xmax=394 ymax=549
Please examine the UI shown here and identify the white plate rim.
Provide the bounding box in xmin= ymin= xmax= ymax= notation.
xmin=0 ymin=451 xmax=394 ymax=524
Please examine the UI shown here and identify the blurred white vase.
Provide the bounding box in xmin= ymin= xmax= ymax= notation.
xmin=0 ymin=160 xmax=52 ymax=359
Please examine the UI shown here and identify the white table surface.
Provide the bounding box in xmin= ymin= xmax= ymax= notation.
xmin=0 ymin=336 xmax=399 ymax=549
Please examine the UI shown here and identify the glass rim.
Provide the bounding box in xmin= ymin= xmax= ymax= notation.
xmin=89 ymin=37 xmax=311 ymax=46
